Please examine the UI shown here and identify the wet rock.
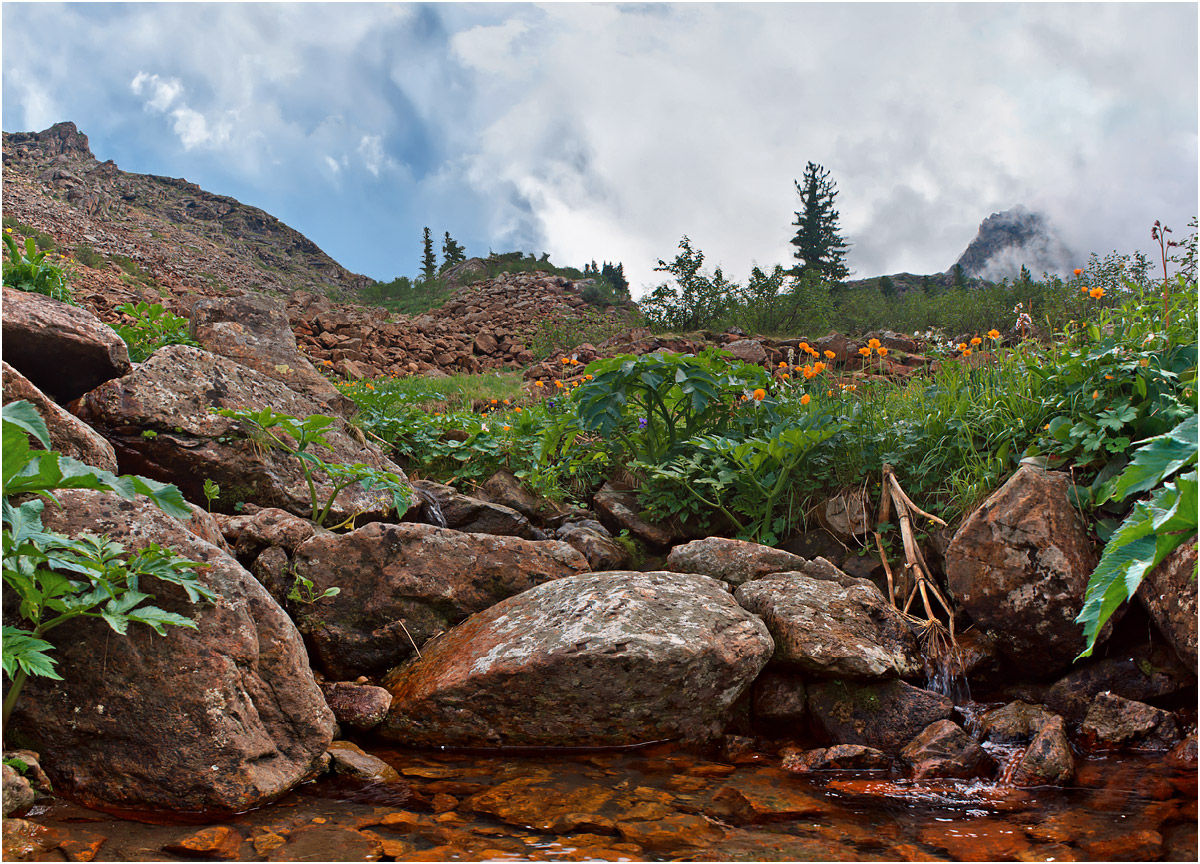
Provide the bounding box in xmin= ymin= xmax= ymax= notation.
xmin=1080 ymin=692 xmax=1180 ymax=750
xmin=978 ymin=700 xmax=1057 ymax=745
xmin=900 ymin=719 xmax=995 ymax=780
xmin=265 ymin=824 xmax=382 ymax=862
xmin=2 ymin=750 xmax=51 ymax=794
xmin=289 ymin=522 xmax=588 ymax=679
xmin=704 ymin=767 xmax=826 ymax=823
xmin=326 ymin=741 xmax=402 ymax=783
xmin=75 ymin=345 xmax=407 ymax=521
xmin=12 ymin=489 xmax=334 ymax=814
xmin=2 ymin=764 xmax=35 ymax=817
xmin=780 ymin=744 xmax=891 ymax=773
xmin=2 ymin=361 xmax=117 ymax=471
xmin=751 ymin=671 xmax=807 ymax=724
xmin=806 ymin=679 xmax=954 ymax=753
xmin=615 ymin=814 xmax=724 ymax=851
xmin=1078 ymin=829 xmax=1163 ymax=861
xmin=555 ymin=520 xmax=631 ymax=570
xmin=163 ymin=826 xmax=243 ymax=860
xmin=944 ymin=465 xmax=1101 ymax=675
xmin=1167 ymin=733 xmax=1198 ymax=770
xmin=381 ymin=571 xmax=774 ymax=747
xmin=410 ymin=479 xmax=541 ymax=539
xmin=1011 ymin=715 xmax=1075 ymax=786
xmin=734 ymin=572 xmax=922 ymax=678
xmin=1042 ymin=645 xmax=1194 ymax=722
xmin=665 ymin=537 xmax=805 ymax=586
xmin=592 ymin=484 xmax=675 ymax=547
xmin=464 ymin=777 xmax=618 ymax=833
xmin=478 ymin=469 xmax=542 ymax=521
xmin=320 ymin=681 xmax=393 ymax=730
xmin=190 ymin=292 xmax=356 ymax=418
xmin=2 ymin=818 xmax=64 ymax=861
xmin=1137 ymin=539 xmax=1198 ymax=669
xmin=2 ymin=286 xmax=131 ymax=402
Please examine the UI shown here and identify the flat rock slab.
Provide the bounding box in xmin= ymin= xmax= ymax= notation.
xmin=380 ymin=571 xmax=774 ymax=747
xmin=2 ymin=286 xmax=131 ymax=402
xmin=13 ymin=489 xmax=333 ymax=814
xmin=76 ymin=344 xmax=406 ymax=521
xmin=735 ymin=573 xmax=922 ymax=678
xmin=290 ymin=522 xmax=590 ymax=679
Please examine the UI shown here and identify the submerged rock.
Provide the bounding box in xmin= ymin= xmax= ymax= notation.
xmin=289 ymin=522 xmax=589 ymax=679
xmin=11 ymin=489 xmax=334 ymax=814
xmin=380 ymin=571 xmax=774 ymax=747
xmin=734 ymin=572 xmax=922 ymax=679
xmin=944 ymin=465 xmax=1100 ymax=675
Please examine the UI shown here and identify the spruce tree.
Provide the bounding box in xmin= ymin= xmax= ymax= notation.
xmin=441 ymin=232 xmax=466 ymax=271
xmin=789 ymin=162 xmax=850 ymax=283
xmin=420 ymin=227 xmax=437 ymax=283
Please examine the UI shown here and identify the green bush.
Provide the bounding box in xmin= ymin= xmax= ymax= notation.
xmin=112 ymin=301 xmax=199 ymax=362
xmin=3 ymin=231 xmax=73 ymax=304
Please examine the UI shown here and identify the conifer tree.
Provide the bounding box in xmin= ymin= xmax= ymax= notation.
xmin=441 ymin=232 xmax=466 ymax=271
xmin=789 ymin=162 xmax=850 ymax=284
xmin=420 ymin=227 xmax=437 ymax=283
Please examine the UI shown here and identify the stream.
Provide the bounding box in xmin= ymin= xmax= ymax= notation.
xmin=18 ymin=722 xmax=1197 ymax=862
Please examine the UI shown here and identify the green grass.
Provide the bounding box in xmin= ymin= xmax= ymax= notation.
xmin=342 ymin=370 xmax=529 ymax=414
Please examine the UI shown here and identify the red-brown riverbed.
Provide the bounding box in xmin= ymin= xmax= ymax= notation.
xmin=14 ymin=739 xmax=1197 ymax=862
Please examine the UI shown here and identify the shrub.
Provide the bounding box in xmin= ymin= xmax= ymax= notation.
xmin=3 ymin=230 xmax=73 ymax=304
xmin=112 ymin=301 xmax=199 ymax=362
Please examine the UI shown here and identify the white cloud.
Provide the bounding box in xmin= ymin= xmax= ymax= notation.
xmin=130 ymin=71 xmax=181 ymax=111
xmin=130 ymin=70 xmax=230 ymax=151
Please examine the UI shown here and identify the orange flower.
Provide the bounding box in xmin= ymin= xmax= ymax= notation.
xmin=502 ymin=425 xmax=512 ymax=431
xmin=740 ymin=394 xmax=748 ymax=401
xmin=534 ymin=380 xmax=544 ymax=388
xmin=868 ymin=338 xmax=881 ymax=350
xmin=858 ymin=346 xmax=871 ymax=357
xmin=561 ymin=357 xmax=571 ymax=364
xmin=780 ymin=373 xmax=790 ymax=380
xmin=490 ymin=399 xmax=498 ymax=404
xmin=824 ymin=350 xmax=836 ymax=360
xmin=970 ymin=336 xmax=982 ymax=346
xmin=798 ymin=342 xmax=810 ymax=353
xmin=1104 ymin=374 xmax=1114 ymax=380
xmin=813 ymin=361 xmax=826 ymax=373
xmin=555 ymin=380 xmax=564 ymax=388
xmin=514 ymin=407 xmax=522 ymax=413
xmin=1089 ymin=287 xmax=1105 ymax=299
xmin=876 ymin=347 xmax=888 ymax=358
xmin=987 ymin=329 xmax=1001 ymax=339
xmin=1092 ymin=389 xmax=1100 ymax=399
xmin=365 ymin=382 xmax=375 ymax=390
xmin=1073 ymin=268 xmax=1083 ymax=276
xmin=800 ymin=393 xmax=811 ymax=406
xmin=805 ymin=345 xmax=818 ymax=357
xmin=585 ymin=374 xmax=594 ymax=380
xmin=827 ymin=389 xmax=835 ymax=397
xmin=957 ymin=343 xmax=968 ymax=352
xmin=779 ymin=361 xmax=788 ymax=368
xmin=802 ymin=365 xmax=816 ymax=379
xmin=962 ymin=348 xmax=973 ymax=357
xmin=752 ymin=388 xmax=766 ymax=402
xmin=1081 ymin=285 xmax=1089 ymax=294
xmin=503 ymin=399 xmax=510 ymax=404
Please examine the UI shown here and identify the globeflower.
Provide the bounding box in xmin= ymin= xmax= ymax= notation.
xmin=824 ymin=350 xmax=836 ymax=360
xmin=868 ymin=338 xmax=881 ymax=350
xmin=987 ymin=329 xmax=1001 ymax=340
xmin=858 ymin=346 xmax=871 ymax=357
xmin=1074 ymin=268 xmax=1083 ymax=276
xmin=876 ymin=347 xmax=887 ymax=358
xmin=800 ymin=393 xmax=811 ymax=406
xmin=1089 ymin=286 xmax=1105 ymax=299
xmin=752 ymin=388 xmax=766 ymax=402
xmin=534 ymin=380 xmax=544 ymax=388
xmin=970 ymin=336 xmax=982 ymax=346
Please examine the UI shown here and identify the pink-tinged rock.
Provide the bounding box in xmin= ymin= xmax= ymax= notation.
xmin=2 ymin=287 xmax=131 ymax=402
xmin=1137 ymin=539 xmax=1197 ymax=669
xmin=411 ymin=479 xmax=541 ymax=539
xmin=734 ymin=572 xmax=922 ymax=678
xmin=75 ymin=345 xmax=406 ymax=521
xmin=665 ymin=537 xmax=805 ymax=586
xmin=225 ymin=507 xmax=320 ymax=563
xmin=900 ymin=719 xmax=995 ymax=780
xmin=2 ymin=361 xmax=117 ymax=471
xmin=780 ymin=744 xmax=891 ymax=773
xmin=723 ymin=339 xmax=768 ymax=365
xmin=1080 ymin=691 xmax=1180 ymax=750
xmin=190 ymin=292 xmax=356 ymax=418
xmin=320 ymin=682 xmax=393 ymax=730
xmin=1011 ymin=714 xmax=1075 ymax=786
xmin=11 ymin=489 xmax=334 ymax=815
xmin=555 ymin=520 xmax=631 ymax=570
xmin=806 ymin=679 xmax=953 ymax=753
xmin=592 ymin=485 xmax=675 ymax=547
xmin=978 ymin=700 xmax=1057 ymax=745
xmin=289 ymin=522 xmax=589 ymax=679
xmin=380 ymin=571 xmax=774 ymax=747
xmin=944 ymin=465 xmax=1101 ymax=674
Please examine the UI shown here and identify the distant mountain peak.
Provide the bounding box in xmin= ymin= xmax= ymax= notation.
xmin=953 ymin=206 xmax=1075 ymax=280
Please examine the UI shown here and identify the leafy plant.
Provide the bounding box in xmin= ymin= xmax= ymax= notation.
xmin=287 ymin=572 xmax=340 ymax=604
xmin=213 ymin=408 xmax=411 ymax=527
xmin=112 ymin=301 xmax=199 ymax=362
xmin=202 ymin=479 xmax=220 ymax=512
xmin=3 ymin=400 xmax=215 ymax=726
xmin=3 ymin=231 xmax=72 ymax=303
xmin=1076 ymin=415 xmax=1198 ymax=658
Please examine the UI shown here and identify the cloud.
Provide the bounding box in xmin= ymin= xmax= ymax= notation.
xmin=130 ymin=70 xmax=230 ymax=150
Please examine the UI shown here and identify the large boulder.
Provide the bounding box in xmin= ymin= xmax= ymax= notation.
xmin=944 ymin=465 xmax=1100 ymax=674
xmin=8 ymin=490 xmax=334 ymax=814
xmin=1080 ymin=692 xmax=1180 ymax=750
xmin=806 ymin=679 xmax=954 ymax=753
xmin=189 ymin=292 xmax=356 ymax=418
xmin=2 ymin=361 xmax=117 ymax=471
xmin=1137 ymin=539 xmax=1197 ymax=669
xmin=75 ymin=345 xmax=406 ymax=521
xmin=380 ymin=571 xmax=775 ymax=747
xmin=1 ymin=287 xmax=131 ymax=402
xmin=665 ymin=537 xmax=805 ymax=587
xmin=287 ymin=522 xmax=590 ymax=679
xmin=734 ymin=572 xmax=922 ymax=678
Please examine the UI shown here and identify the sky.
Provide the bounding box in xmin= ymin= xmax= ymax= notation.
xmin=2 ymin=2 xmax=1197 ymax=296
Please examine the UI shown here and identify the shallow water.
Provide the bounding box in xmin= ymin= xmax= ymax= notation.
xmin=22 ymin=739 xmax=1197 ymax=862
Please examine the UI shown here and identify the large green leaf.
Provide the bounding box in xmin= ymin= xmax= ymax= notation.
xmin=1102 ymin=415 xmax=1198 ymax=503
